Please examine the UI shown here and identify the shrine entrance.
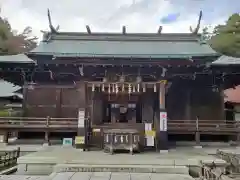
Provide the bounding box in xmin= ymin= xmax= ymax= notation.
xmin=102 ymin=93 xmax=142 ymax=124
xmin=88 ymin=81 xmax=168 ymax=151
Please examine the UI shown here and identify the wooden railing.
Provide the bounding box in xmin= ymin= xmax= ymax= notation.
xmin=0 ymin=117 xmax=78 ymax=129
xmin=0 ymin=117 xmax=238 ymax=135
xmin=168 ymin=120 xmax=240 ymax=134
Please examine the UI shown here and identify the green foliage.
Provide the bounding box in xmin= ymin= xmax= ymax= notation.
xmin=0 ymin=109 xmax=22 ymax=117
xmin=208 ymin=13 xmax=240 ymax=57
xmin=0 ymin=13 xmax=37 ymax=55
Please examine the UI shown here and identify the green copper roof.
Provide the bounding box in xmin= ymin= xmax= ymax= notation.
xmin=0 ymin=54 xmax=35 ymax=63
xmin=212 ymin=55 xmax=240 ymax=65
xmin=29 ymin=32 xmax=217 ymax=58
xmin=0 ymin=80 xmax=22 ymax=99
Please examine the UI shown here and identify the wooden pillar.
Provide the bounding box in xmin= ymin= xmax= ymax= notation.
xmin=237 ymin=121 xmax=240 ymax=144
xmin=44 ymin=116 xmax=50 ymax=145
xmin=55 ymin=88 xmax=61 ymax=117
xmin=220 ymin=88 xmax=226 ymax=121
xmin=157 ymin=82 xmax=168 ymax=151
xmin=185 ymin=89 xmax=191 ymax=121
xmin=195 ymin=117 xmax=200 ymax=145
xmin=0 ymin=131 xmax=8 ymax=145
xmin=22 ymin=82 xmax=28 ymax=116
xmin=76 ymin=82 xmax=87 ymax=150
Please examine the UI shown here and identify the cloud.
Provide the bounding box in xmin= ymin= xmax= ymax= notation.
xmin=0 ymin=0 xmax=239 ymax=39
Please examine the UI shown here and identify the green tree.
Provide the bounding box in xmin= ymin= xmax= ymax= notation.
xmin=208 ymin=13 xmax=240 ymax=57
xmin=0 ymin=13 xmax=37 ymax=55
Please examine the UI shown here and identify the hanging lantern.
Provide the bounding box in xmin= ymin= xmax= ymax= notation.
xmin=128 ymin=84 xmax=132 ymax=94
xmin=142 ymin=84 xmax=146 ymax=92
xmin=108 ymin=84 xmax=111 ymax=93
xmin=154 ymin=84 xmax=157 ymax=92
xmin=122 ymin=84 xmax=125 ymax=92
xmin=133 ymin=85 xmax=136 ymax=93
xmin=116 ymin=84 xmax=119 ymax=94
xmin=137 ymin=84 xmax=140 ymax=92
xmin=112 ymin=84 xmax=115 ymax=93
xmin=92 ymin=84 xmax=95 ymax=92
xmin=102 ymin=84 xmax=105 ymax=92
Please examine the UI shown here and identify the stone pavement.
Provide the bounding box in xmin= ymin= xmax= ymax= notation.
xmin=50 ymin=172 xmax=195 ymax=180
xmin=0 ymin=172 xmax=195 ymax=180
xmin=0 ymin=175 xmax=48 ymax=180
xmin=18 ymin=146 xmax=229 ymax=165
xmin=16 ymin=146 xmax=231 ymax=175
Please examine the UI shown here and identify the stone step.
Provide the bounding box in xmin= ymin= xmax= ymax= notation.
xmin=54 ymin=164 xmax=189 ymax=174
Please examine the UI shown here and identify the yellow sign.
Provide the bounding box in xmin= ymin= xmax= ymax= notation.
xmin=159 ymin=80 xmax=167 ymax=84
xmin=75 ymin=136 xmax=85 ymax=144
xmin=145 ymin=130 xmax=156 ymax=137
xmin=93 ymin=128 xmax=101 ymax=132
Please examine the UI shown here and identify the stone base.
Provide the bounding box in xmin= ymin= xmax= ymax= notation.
xmin=54 ymin=164 xmax=189 ymax=174
xmin=42 ymin=143 xmax=49 ymax=147
xmin=0 ymin=143 xmax=7 ymax=147
xmin=160 ymin=150 xmax=169 ymax=154
xmin=193 ymin=146 xmax=202 ymax=149
xmin=158 ymin=131 xmax=168 ymax=150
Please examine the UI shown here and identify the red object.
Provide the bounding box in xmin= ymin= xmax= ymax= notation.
xmin=161 ymin=114 xmax=166 ymax=118
xmin=224 ymin=85 xmax=240 ymax=103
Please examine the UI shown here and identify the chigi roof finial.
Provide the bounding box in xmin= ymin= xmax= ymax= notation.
xmin=157 ymin=26 xmax=163 ymax=34
xmin=86 ymin=25 xmax=91 ymax=34
xmin=47 ymin=9 xmax=59 ymax=33
xmin=190 ymin=10 xmax=203 ymax=34
xmin=122 ymin=26 xmax=126 ymax=34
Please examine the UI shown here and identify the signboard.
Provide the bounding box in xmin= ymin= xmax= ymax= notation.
xmin=75 ymin=136 xmax=85 ymax=144
xmin=63 ymin=138 xmax=73 ymax=146
xmin=78 ymin=110 xmax=85 ymax=128
xmin=93 ymin=128 xmax=101 ymax=132
xmin=144 ymin=123 xmax=155 ymax=146
xmin=145 ymin=130 xmax=156 ymax=137
xmin=160 ymin=112 xmax=167 ymax=131
xmin=0 ymin=135 xmax=4 ymax=143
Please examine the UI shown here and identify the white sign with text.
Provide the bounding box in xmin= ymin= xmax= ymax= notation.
xmin=78 ymin=110 xmax=85 ymax=128
xmin=160 ymin=112 xmax=167 ymax=131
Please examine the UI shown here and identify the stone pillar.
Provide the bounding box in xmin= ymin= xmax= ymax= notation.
xmin=158 ymin=82 xmax=168 ymax=151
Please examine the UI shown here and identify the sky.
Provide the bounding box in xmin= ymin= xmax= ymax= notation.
xmin=0 ymin=0 xmax=239 ymax=39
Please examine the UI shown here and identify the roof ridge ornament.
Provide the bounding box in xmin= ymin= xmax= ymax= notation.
xmin=47 ymin=9 xmax=59 ymax=33
xmin=86 ymin=25 xmax=91 ymax=34
xmin=157 ymin=26 xmax=163 ymax=34
xmin=41 ymin=9 xmax=59 ymax=42
xmin=190 ymin=11 xmax=202 ymax=34
xmin=122 ymin=26 xmax=126 ymax=34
